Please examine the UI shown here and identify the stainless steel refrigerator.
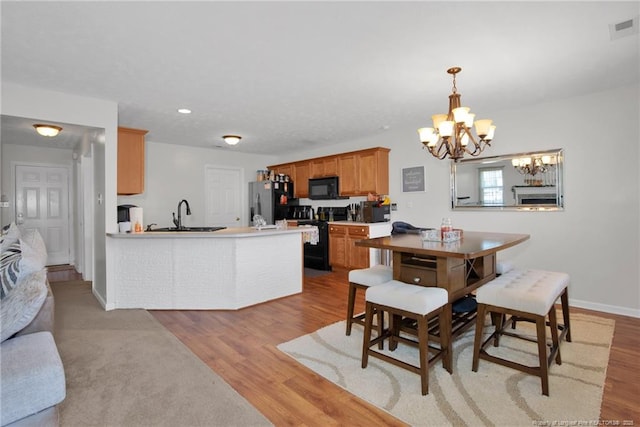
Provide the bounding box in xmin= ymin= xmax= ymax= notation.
xmin=248 ymin=181 xmax=296 ymax=225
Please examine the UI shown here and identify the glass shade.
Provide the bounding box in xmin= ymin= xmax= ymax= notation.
xmin=464 ymin=113 xmax=475 ymax=128
xmin=452 ymin=107 xmax=470 ymax=123
xmin=34 ymin=124 xmax=62 ymax=137
xmin=438 ymin=120 xmax=454 ymax=137
xmin=418 ymin=127 xmax=435 ymax=143
xmin=432 ymin=114 xmax=447 ymax=130
xmin=541 ymin=155 xmax=551 ymax=164
xmin=223 ymin=135 xmax=242 ymax=145
xmin=486 ymin=125 xmax=496 ymax=141
xmin=474 ymin=119 xmax=493 ymax=137
xmin=461 ymin=133 xmax=469 ymax=146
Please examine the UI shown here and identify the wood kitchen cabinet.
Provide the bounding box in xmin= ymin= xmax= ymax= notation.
xmin=117 ymin=127 xmax=148 ymax=195
xmin=338 ymin=148 xmax=390 ymax=196
xmin=293 ymin=161 xmax=310 ymax=198
xmin=329 ymin=224 xmax=370 ymax=270
xmin=310 ymin=156 xmax=338 ymax=178
xmin=268 ymin=146 xmax=389 ymax=198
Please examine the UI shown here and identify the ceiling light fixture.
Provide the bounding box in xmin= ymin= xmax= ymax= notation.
xmin=177 ymin=108 xmax=192 ymax=114
xmin=222 ymin=135 xmax=242 ymax=145
xmin=417 ymin=67 xmax=495 ymax=161
xmin=33 ymin=124 xmax=63 ymax=137
xmin=512 ymin=155 xmax=554 ymax=176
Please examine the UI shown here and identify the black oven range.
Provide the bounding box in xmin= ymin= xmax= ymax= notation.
xmin=293 ymin=206 xmax=348 ymax=271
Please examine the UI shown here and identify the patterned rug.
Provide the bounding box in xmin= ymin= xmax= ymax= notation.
xmin=278 ymin=312 xmax=614 ymax=426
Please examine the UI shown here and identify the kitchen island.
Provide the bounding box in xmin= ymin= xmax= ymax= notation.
xmin=106 ymin=226 xmax=315 ymax=310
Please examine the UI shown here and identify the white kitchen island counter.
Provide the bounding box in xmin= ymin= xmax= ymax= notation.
xmin=106 ymin=226 xmax=314 ymax=310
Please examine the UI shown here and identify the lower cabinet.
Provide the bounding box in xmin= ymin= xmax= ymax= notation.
xmin=329 ymin=224 xmax=370 ymax=270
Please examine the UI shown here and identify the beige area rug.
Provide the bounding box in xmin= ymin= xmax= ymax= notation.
xmin=52 ymin=281 xmax=271 ymax=426
xmin=278 ymin=312 xmax=614 ymax=426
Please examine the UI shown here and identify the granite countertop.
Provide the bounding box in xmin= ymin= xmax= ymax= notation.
xmin=108 ymin=226 xmax=316 ymax=238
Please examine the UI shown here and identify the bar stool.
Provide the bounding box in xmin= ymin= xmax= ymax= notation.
xmin=472 ymin=269 xmax=571 ymax=396
xmin=362 ymin=280 xmax=451 ymax=395
xmin=346 ymin=265 xmax=393 ymax=336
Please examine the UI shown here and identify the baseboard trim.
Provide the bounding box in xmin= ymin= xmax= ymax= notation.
xmin=91 ymin=286 xmax=114 ymax=311
xmin=570 ymin=298 xmax=640 ymax=318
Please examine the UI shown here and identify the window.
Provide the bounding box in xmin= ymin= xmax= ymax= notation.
xmin=479 ymin=167 xmax=504 ymax=205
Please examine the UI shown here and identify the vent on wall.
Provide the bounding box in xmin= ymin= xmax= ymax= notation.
xmin=609 ymin=16 xmax=639 ymax=40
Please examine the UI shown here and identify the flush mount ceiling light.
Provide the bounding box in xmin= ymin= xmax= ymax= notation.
xmin=177 ymin=108 xmax=192 ymax=114
xmin=33 ymin=124 xmax=63 ymax=137
xmin=222 ymin=135 xmax=242 ymax=145
xmin=417 ymin=67 xmax=495 ymax=161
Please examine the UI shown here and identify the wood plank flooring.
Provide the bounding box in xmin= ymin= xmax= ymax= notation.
xmin=50 ymin=266 xmax=640 ymax=426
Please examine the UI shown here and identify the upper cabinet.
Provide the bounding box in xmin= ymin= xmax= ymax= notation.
xmin=269 ymin=147 xmax=389 ymax=198
xmin=117 ymin=127 xmax=148 ymax=195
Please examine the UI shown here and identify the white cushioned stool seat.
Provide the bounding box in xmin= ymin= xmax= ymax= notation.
xmin=476 ymin=269 xmax=569 ymax=316
xmin=345 ymin=265 xmax=393 ymax=337
xmin=366 ymin=280 xmax=448 ymax=315
xmin=495 ymin=260 xmax=514 ymax=275
xmin=362 ymin=280 xmax=451 ymax=395
xmin=349 ymin=265 xmax=393 ymax=287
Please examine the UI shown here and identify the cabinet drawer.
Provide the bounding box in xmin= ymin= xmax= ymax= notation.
xmin=329 ymin=225 xmax=347 ymax=235
xmin=347 ymin=226 xmax=368 ymax=237
xmin=399 ymin=266 xmax=436 ymax=287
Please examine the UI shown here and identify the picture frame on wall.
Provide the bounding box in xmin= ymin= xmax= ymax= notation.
xmin=401 ymin=166 xmax=426 ymax=192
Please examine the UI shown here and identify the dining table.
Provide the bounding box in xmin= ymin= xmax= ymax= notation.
xmin=355 ymin=230 xmax=530 ymax=339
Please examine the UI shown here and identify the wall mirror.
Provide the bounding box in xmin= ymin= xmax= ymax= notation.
xmin=451 ymin=148 xmax=564 ymax=211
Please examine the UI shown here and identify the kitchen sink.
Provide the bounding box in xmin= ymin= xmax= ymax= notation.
xmin=146 ymin=226 xmax=226 ymax=232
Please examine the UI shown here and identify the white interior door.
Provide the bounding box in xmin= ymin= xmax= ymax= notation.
xmin=15 ymin=164 xmax=71 ymax=265
xmin=204 ymin=166 xmax=243 ymax=227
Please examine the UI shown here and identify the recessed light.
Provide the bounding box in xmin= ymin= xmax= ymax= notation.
xmin=177 ymin=108 xmax=192 ymax=114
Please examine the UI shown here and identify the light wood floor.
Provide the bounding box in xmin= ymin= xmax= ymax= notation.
xmin=51 ymin=266 xmax=640 ymax=426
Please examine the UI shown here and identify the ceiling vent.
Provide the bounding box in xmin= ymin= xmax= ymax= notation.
xmin=609 ymin=16 xmax=639 ymax=40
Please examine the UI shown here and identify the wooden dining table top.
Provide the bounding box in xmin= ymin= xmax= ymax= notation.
xmin=355 ymin=231 xmax=530 ymax=259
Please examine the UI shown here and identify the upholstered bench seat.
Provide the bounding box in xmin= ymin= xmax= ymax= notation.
xmin=472 ymin=269 xmax=571 ymax=396
xmin=476 ymin=269 xmax=569 ymax=315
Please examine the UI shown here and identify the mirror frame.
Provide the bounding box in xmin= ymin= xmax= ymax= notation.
xmin=450 ymin=148 xmax=564 ymax=211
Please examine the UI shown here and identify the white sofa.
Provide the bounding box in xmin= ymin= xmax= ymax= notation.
xmin=1 ymin=224 xmax=66 ymax=426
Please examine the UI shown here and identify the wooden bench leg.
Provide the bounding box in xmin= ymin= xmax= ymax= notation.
xmin=536 ymin=315 xmax=550 ymax=396
xmin=561 ymin=288 xmax=571 ymax=342
xmin=346 ymin=283 xmax=357 ymax=335
xmin=361 ymin=301 xmax=374 ymax=368
xmin=472 ymin=303 xmax=487 ymax=372
xmin=417 ymin=315 xmax=429 ymax=395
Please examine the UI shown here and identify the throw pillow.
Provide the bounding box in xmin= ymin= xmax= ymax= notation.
xmin=0 ymin=241 xmax=22 ymax=300
xmin=0 ymin=269 xmax=47 ymax=342
xmin=0 ymin=223 xmax=21 ymax=252
xmin=18 ymin=228 xmax=48 ymax=277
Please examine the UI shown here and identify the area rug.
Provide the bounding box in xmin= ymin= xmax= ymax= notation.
xmin=52 ymin=281 xmax=272 ymax=426
xmin=277 ymin=312 xmax=614 ymax=426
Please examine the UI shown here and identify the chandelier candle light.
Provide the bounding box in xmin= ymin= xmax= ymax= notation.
xmin=418 ymin=67 xmax=495 ymax=161
xmin=512 ymin=155 xmax=553 ymax=176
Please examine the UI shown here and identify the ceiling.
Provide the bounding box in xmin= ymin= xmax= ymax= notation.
xmin=2 ymin=1 xmax=638 ymax=155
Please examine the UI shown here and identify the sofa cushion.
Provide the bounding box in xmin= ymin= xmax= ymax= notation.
xmin=0 ymin=331 xmax=66 ymax=426
xmin=1 ymin=240 xmax=22 ymax=300
xmin=18 ymin=228 xmax=48 ymax=278
xmin=0 ymin=269 xmax=47 ymax=342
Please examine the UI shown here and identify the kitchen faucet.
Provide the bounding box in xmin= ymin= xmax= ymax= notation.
xmin=173 ymin=199 xmax=191 ymax=230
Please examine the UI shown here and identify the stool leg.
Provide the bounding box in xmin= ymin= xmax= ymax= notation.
xmin=440 ymin=304 xmax=453 ymax=374
xmin=417 ymin=315 xmax=430 ymax=395
xmin=491 ymin=312 xmax=503 ymax=347
xmin=548 ymin=307 xmax=561 ymax=365
xmin=346 ymin=283 xmax=358 ymax=335
xmin=376 ymin=308 xmax=384 ymax=350
xmin=536 ymin=316 xmax=550 ymax=396
xmin=389 ymin=314 xmax=401 ymax=351
xmin=472 ymin=303 xmax=487 ymax=372
xmin=361 ymin=301 xmax=375 ymax=368
xmin=561 ymin=288 xmax=571 ymax=342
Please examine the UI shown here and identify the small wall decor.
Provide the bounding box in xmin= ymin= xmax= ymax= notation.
xmin=402 ymin=166 xmax=426 ymax=192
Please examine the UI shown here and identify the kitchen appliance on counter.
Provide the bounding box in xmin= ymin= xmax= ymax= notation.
xmin=298 ymin=206 xmax=349 ymax=271
xmin=288 ymin=205 xmax=314 ymax=220
xmin=117 ymin=204 xmax=138 ymax=232
xmin=308 ymin=176 xmax=340 ymax=200
xmin=248 ymin=181 xmax=297 ymax=226
xmin=360 ymin=201 xmax=390 ymax=223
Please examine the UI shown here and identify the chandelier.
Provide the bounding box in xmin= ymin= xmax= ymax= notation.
xmin=512 ymin=155 xmax=553 ymax=176
xmin=418 ymin=67 xmax=495 ymax=161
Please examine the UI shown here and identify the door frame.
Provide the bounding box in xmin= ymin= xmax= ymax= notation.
xmin=11 ymin=160 xmax=75 ymax=266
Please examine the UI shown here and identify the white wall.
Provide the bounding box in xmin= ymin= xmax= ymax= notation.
xmin=1 ymin=83 xmax=118 ymax=306
xmin=117 ymin=141 xmax=278 ymax=228
xmin=277 ymin=84 xmax=640 ymax=316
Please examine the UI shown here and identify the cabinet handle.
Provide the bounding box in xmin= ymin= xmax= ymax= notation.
xmin=413 ymin=277 xmax=421 ymax=283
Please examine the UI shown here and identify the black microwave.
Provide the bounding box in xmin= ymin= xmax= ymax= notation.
xmin=308 ymin=176 xmax=339 ymax=200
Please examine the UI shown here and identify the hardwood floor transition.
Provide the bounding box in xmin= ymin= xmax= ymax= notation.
xmin=50 ymin=266 xmax=639 ymax=425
